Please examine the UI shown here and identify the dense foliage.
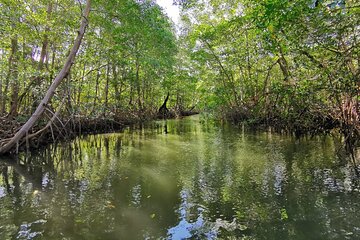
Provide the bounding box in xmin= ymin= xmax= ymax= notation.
xmin=0 ymin=0 xmax=182 ymax=122
xmin=177 ymin=0 xmax=359 ymax=134
xmin=0 ymin=0 xmax=359 ymax=152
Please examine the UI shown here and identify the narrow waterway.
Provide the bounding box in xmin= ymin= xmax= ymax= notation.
xmin=0 ymin=115 xmax=359 ymax=240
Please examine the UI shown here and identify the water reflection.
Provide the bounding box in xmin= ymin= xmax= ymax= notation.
xmin=0 ymin=115 xmax=359 ymax=240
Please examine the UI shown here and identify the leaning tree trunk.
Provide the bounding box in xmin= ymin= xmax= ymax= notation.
xmin=0 ymin=0 xmax=91 ymax=154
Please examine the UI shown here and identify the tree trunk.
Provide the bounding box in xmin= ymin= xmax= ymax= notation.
xmin=112 ymin=64 xmax=122 ymax=109
xmin=1 ymin=75 xmax=10 ymax=114
xmin=8 ymin=37 xmax=19 ymax=118
xmin=0 ymin=64 xmax=3 ymax=115
xmin=0 ymin=0 xmax=91 ymax=154
xmin=77 ymin=62 xmax=86 ymax=106
xmin=158 ymin=92 xmax=170 ymax=117
xmin=92 ymin=68 xmax=100 ymax=114
xmin=104 ymin=62 xmax=110 ymax=116
xmin=135 ymin=57 xmax=142 ymax=110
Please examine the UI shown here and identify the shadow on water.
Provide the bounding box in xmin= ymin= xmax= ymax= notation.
xmin=0 ymin=115 xmax=360 ymax=240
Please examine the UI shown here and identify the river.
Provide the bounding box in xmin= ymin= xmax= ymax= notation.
xmin=0 ymin=115 xmax=359 ymax=239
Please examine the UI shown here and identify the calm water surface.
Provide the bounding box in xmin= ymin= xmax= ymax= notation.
xmin=0 ymin=115 xmax=360 ymax=239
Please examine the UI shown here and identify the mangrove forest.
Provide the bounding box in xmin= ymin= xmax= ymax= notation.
xmin=0 ymin=0 xmax=359 ymax=239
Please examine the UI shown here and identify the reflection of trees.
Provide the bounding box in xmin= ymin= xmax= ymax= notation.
xmin=0 ymin=118 xmax=359 ymax=239
xmin=1 ymin=165 xmax=11 ymax=194
xmin=169 ymin=129 xmax=360 ymax=239
xmin=0 ymin=131 xmax=182 ymax=239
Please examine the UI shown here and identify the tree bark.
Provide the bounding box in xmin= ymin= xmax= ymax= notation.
xmin=0 ymin=0 xmax=91 ymax=154
xmin=8 ymin=37 xmax=19 ymax=118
